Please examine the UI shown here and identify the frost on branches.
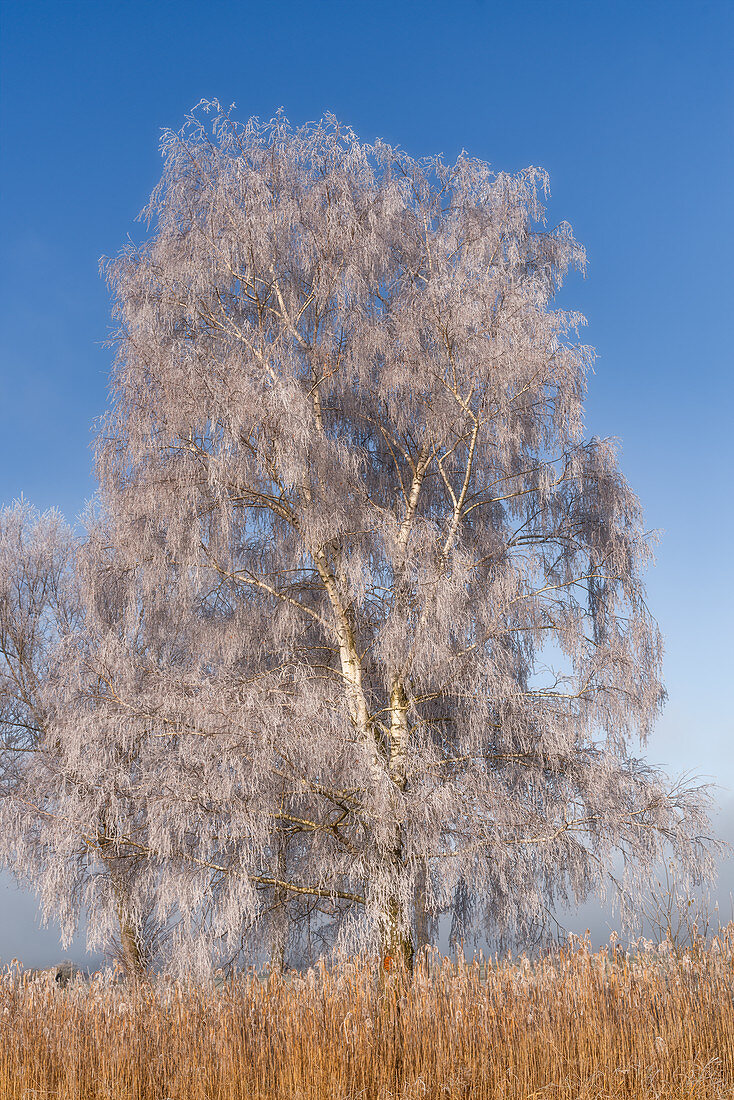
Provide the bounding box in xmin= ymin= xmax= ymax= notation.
xmin=0 ymin=503 xmax=164 ymax=981
xmin=0 ymin=105 xmax=715 ymax=976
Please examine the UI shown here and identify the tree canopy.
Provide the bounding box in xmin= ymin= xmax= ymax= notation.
xmin=0 ymin=105 xmax=715 ymax=976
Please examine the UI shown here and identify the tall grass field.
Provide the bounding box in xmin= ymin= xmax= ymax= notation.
xmin=2 ymin=930 xmax=733 ymax=1099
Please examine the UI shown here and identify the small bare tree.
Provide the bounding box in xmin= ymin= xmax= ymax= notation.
xmin=86 ymin=103 xmax=713 ymax=969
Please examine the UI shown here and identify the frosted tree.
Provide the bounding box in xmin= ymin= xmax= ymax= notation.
xmin=92 ymin=103 xmax=712 ymax=969
xmin=0 ymin=502 xmax=78 ymax=801
xmin=0 ymin=502 xmax=160 ymax=982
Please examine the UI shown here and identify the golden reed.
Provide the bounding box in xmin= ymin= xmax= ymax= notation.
xmin=2 ymin=928 xmax=733 ymax=1099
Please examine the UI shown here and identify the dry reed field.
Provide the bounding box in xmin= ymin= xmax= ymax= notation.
xmin=2 ymin=929 xmax=733 ymax=1100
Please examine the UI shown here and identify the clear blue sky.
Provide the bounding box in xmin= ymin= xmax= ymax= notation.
xmin=1 ymin=0 xmax=732 ymax=965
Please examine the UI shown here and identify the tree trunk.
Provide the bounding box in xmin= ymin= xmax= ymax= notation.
xmin=382 ymin=894 xmax=414 ymax=972
xmin=117 ymin=905 xmax=147 ymax=985
xmin=381 ymin=678 xmax=414 ymax=972
xmin=269 ymin=925 xmax=286 ymax=975
xmin=98 ymin=840 xmax=148 ymax=985
xmin=315 ymin=549 xmax=417 ymax=973
xmin=414 ymin=861 xmax=431 ymax=955
xmin=269 ymin=837 xmax=288 ymax=974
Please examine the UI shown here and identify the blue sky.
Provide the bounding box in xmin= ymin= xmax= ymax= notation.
xmin=1 ymin=0 xmax=732 ymax=965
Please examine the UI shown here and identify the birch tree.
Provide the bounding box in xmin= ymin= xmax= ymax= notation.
xmin=90 ymin=103 xmax=712 ymax=969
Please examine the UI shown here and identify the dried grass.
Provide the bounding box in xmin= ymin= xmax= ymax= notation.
xmin=2 ymin=928 xmax=733 ymax=1099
